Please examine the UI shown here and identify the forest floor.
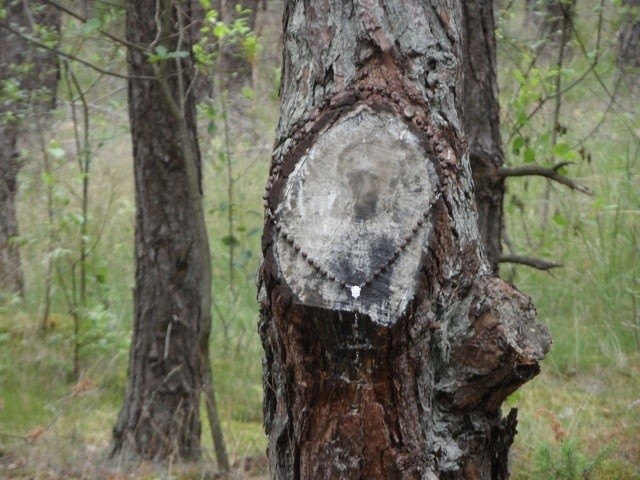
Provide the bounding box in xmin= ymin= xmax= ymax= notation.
xmin=0 ymin=313 xmax=638 ymax=480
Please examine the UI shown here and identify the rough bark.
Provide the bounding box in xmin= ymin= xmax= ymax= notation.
xmin=258 ymin=1 xmax=551 ymax=479
xmin=111 ymin=0 xmax=213 ymax=461
xmin=0 ymin=1 xmax=60 ymax=298
xmin=460 ymin=0 xmax=504 ymax=274
xmin=618 ymin=1 xmax=640 ymax=68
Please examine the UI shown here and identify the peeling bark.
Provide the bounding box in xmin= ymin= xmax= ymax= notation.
xmin=259 ymin=1 xmax=551 ymax=479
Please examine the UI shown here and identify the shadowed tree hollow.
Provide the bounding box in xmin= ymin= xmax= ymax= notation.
xmin=258 ymin=1 xmax=551 ymax=479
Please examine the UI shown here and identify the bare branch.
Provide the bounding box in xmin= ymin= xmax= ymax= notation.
xmin=498 ymin=163 xmax=593 ymax=195
xmin=39 ymin=0 xmax=146 ymax=53
xmin=500 ymin=255 xmax=562 ymax=271
xmin=0 ymin=23 xmax=153 ymax=80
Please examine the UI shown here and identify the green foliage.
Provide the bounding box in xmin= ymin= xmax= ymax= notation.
xmin=194 ymin=3 xmax=260 ymax=74
xmin=533 ymin=439 xmax=614 ymax=480
xmin=0 ymin=0 xmax=639 ymax=477
xmin=147 ymin=45 xmax=190 ymax=64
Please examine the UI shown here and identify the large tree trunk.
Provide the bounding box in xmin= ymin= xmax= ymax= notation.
xmin=258 ymin=1 xmax=551 ymax=479
xmin=111 ymin=0 xmax=213 ymax=461
xmin=0 ymin=1 xmax=60 ymax=298
xmin=461 ymin=0 xmax=504 ymax=274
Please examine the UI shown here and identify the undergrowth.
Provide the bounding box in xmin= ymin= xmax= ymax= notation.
xmin=1 ymin=0 xmax=639 ymax=478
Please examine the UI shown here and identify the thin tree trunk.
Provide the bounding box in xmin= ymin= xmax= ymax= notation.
xmin=214 ymin=0 xmax=260 ymax=94
xmin=258 ymin=1 xmax=551 ymax=478
xmin=461 ymin=0 xmax=504 ymax=274
xmin=111 ymin=0 xmax=215 ymax=461
xmin=537 ymin=0 xmax=576 ymax=50
xmin=0 ymin=123 xmax=23 ymax=297
xmin=0 ymin=1 xmax=60 ymax=299
xmin=618 ymin=1 xmax=640 ymax=68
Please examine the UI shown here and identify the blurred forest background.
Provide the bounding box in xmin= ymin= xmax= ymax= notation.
xmin=0 ymin=0 xmax=638 ymax=478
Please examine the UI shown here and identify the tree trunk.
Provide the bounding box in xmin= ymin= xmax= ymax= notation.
xmin=258 ymin=1 xmax=551 ymax=479
xmin=111 ymin=0 xmax=213 ymax=461
xmin=461 ymin=0 xmax=504 ymax=274
xmin=214 ymin=0 xmax=260 ymax=94
xmin=618 ymin=1 xmax=640 ymax=68
xmin=0 ymin=1 xmax=60 ymax=298
xmin=537 ymin=0 xmax=576 ymax=49
xmin=0 ymin=123 xmax=23 ymax=297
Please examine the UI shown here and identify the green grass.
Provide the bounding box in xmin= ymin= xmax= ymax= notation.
xmin=1 ymin=0 xmax=640 ymax=478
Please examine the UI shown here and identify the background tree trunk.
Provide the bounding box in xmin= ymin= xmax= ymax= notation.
xmin=111 ymin=0 xmax=213 ymax=461
xmin=461 ymin=0 xmax=504 ymax=274
xmin=618 ymin=0 xmax=640 ymax=68
xmin=0 ymin=1 xmax=60 ymax=298
xmin=259 ymin=1 xmax=551 ymax=479
xmin=530 ymin=0 xmax=576 ymax=50
xmin=214 ymin=0 xmax=260 ymax=94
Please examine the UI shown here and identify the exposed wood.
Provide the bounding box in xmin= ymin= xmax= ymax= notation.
xmin=259 ymin=1 xmax=551 ymax=478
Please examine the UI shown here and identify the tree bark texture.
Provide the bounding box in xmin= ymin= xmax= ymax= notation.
xmin=460 ymin=0 xmax=504 ymax=274
xmin=258 ymin=1 xmax=551 ymax=479
xmin=0 ymin=1 xmax=60 ymax=298
xmin=111 ymin=0 xmax=212 ymax=461
xmin=618 ymin=1 xmax=640 ymax=68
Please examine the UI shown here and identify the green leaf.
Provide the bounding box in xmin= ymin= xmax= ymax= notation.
xmin=41 ymin=171 xmax=55 ymax=186
xmin=155 ymin=45 xmax=169 ymax=56
xmin=83 ymin=17 xmax=102 ymax=34
xmin=166 ymin=50 xmax=190 ymax=59
xmin=221 ymin=235 xmax=239 ymax=247
xmin=47 ymin=140 xmax=66 ymax=160
xmin=513 ymin=69 xmax=526 ymax=85
xmin=512 ymin=136 xmax=525 ymax=155
xmin=553 ymin=142 xmax=571 ymax=156
xmin=553 ymin=142 xmax=577 ymax=161
xmin=523 ymin=147 xmax=536 ymax=163
xmin=213 ymin=22 xmax=229 ymax=39
xmin=552 ymin=212 xmax=568 ymax=226
xmin=516 ymin=109 xmax=528 ymax=126
xmin=241 ymin=86 xmax=254 ymax=100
